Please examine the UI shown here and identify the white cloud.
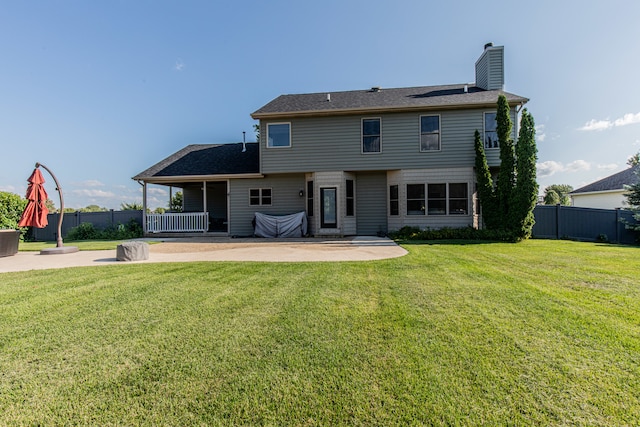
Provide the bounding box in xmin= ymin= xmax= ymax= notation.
xmin=597 ymin=163 xmax=618 ymax=171
xmin=535 ymin=124 xmax=546 ymax=142
xmin=536 ymin=161 xmax=565 ymax=178
xmin=536 ymin=159 xmax=592 ymax=178
xmin=0 ymin=184 xmax=18 ymax=193
xmin=579 ymin=112 xmax=640 ymax=131
xmin=614 ymin=112 xmax=640 ymax=127
xmin=566 ymin=159 xmax=591 ymax=172
xmin=71 ymin=189 xmax=116 ymax=198
xmin=174 ymin=58 xmax=185 ymax=71
xmin=77 ymin=179 xmax=104 ymax=187
xmin=147 ymin=187 xmax=168 ymax=196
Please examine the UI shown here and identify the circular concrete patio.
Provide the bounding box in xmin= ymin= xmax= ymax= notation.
xmin=0 ymin=236 xmax=407 ymax=273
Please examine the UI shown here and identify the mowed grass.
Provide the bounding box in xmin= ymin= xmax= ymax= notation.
xmin=0 ymin=240 xmax=639 ymax=425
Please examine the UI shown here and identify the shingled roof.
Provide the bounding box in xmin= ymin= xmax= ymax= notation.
xmin=571 ymin=165 xmax=640 ymax=194
xmin=133 ymin=143 xmax=260 ymax=183
xmin=251 ymin=84 xmax=528 ymax=119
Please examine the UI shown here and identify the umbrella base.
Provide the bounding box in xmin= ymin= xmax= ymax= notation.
xmin=40 ymin=246 xmax=79 ymax=255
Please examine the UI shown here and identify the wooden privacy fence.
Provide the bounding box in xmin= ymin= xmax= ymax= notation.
xmin=31 ymin=210 xmax=143 ymax=241
xmin=532 ymin=205 xmax=637 ymax=244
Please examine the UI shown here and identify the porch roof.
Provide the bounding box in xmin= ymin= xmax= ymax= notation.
xmin=133 ymin=142 xmax=260 ymax=183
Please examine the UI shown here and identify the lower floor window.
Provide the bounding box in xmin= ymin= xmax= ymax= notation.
xmin=250 ymin=188 xmax=272 ymax=206
xmin=406 ymin=182 xmax=468 ymax=215
xmin=448 ymin=183 xmax=468 ymax=215
xmin=389 ymin=185 xmax=399 ymax=216
xmin=406 ymin=184 xmax=425 ymax=215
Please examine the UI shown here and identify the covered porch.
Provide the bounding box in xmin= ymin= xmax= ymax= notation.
xmin=132 ymin=142 xmax=261 ymax=236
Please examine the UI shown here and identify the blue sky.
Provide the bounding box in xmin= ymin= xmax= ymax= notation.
xmin=1 ymin=0 xmax=639 ymax=210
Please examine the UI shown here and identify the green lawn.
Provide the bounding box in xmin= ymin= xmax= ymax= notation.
xmin=1 ymin=240 xmax=639 ymax=425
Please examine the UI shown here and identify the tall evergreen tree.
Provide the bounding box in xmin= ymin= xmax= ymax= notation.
xmin=474 ymin=96 xmax=539 ymax=240
xmin=623 ymin=166 xmax=640 ymax=233
xmin=474 ymin=130 xmax=499 ymax=229
xmin=513 ymin=109 xmax=538 ymax=238
xmin=495 ymin=95 xmax=515 ymax=227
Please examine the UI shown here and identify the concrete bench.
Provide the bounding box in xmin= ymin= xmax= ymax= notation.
xmin=116 ymin=241 xmax=149 ymax=261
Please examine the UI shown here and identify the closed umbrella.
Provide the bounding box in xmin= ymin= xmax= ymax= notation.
xmin=18 ymin=168 xmax=49 ymax=228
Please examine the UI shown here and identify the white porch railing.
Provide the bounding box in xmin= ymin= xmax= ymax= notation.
xmin=145 ymin=212 xmax=209 ymax=233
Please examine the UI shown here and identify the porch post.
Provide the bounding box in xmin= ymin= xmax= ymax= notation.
xmin=142 ymin=182 xmax=148 ymax=234
xmin=202 ymin=181 xmax=207 ymax=233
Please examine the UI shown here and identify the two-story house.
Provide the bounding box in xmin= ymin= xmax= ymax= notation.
xmin=133 ymin=44 xmax=528 ymax=237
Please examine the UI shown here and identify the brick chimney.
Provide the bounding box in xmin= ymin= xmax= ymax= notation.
xmin=475 ymin=43 xmax=504 ymax=90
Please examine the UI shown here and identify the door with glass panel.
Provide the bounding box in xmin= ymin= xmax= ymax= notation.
xmin=321 ymin=187 xmax=337 ymax=228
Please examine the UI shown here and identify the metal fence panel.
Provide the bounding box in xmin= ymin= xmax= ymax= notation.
xmin=532 ymin=205 xmax=637 ymax=244
xmin=31 ymin=210 xmax=143 ymax=241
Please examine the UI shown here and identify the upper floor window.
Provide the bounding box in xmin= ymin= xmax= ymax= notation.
xmin=249 ymin=188 xmax=272 ymax=206
xmin=420 ymin=115 xmax=440 ymax=151
xmin=362 ymin=118 xmax=381 ymax=153
xmin=484 ymin=112 xmax=498 ymax=149
xmin=267 ymin=123 xmax=291 ymax=148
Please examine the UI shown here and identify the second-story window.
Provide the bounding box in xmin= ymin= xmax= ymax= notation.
xmin=267 ymin=123 xmax=291 ymax=148
xmin=362 ymin=118 xmax=381 ymax=153
xmin=420 ymin=115 xmax=440 ymax=151
xmin=484 ymin=112 xmax=498 ymax=149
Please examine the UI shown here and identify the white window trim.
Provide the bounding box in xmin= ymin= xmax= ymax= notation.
xmin=266 ymin=122 xmax=291 ymax=149
xmin=419 ymin=114 xmax=441 ymax=152
xmin=361 ymin=117 xmax=382 ymax=154
xmin=249 ymin=188 xmax=273 ymax=206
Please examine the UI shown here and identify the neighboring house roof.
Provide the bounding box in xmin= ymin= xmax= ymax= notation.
xmin=571 ymin=165 xmax=640 ymax=194
xmin=251 ymin=84 xmax=528 ymax=119
xmin=132 ymin=143 xmax=260 ymax=182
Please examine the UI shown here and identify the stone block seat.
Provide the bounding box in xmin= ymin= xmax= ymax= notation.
xmin=0 ymin=230 xmax=20 ymax=257
xmin=116 ymin=241 xmax=149 ymax=261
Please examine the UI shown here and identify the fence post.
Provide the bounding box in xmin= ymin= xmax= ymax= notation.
xmin=615 ymin=208 xmax=621 ymax=243
xmin=556 ymin=204 xmax=561 ymax=239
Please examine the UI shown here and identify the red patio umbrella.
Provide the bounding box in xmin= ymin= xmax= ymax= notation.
xmin=18 ymin=168 xmax=49 ymax=228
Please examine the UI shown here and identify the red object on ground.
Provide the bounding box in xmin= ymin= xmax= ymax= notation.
xmin=18 ymin=168 xmax=49 ymax=228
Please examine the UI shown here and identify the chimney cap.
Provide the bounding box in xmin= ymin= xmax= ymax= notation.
xmin=484 ymin=42 xmax=493 ymax=50
xmin=370 ymin=86 xmax=381 ymax=92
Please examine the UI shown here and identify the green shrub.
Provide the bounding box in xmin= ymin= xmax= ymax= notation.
xmin=66 ymin=219 xmax=143 ymax=241
xmin=0 ymin=191 xmax=28 ymax=238
xmin=388 ymin=226 xmax=521 ymax=242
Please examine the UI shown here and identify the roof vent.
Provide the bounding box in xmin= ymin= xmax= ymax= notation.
xmin=464 ymin=84 xmax=468 ymax=93
xmin=371 ymin=86 xmax=381 ymax=92
xmin=484 ymin=42 xmax=493 ymax=50
xmin=327 ymin=93 xmax=331 ymax=102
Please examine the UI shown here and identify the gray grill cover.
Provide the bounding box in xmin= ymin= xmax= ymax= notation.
xmin=254 ymin=212 xmax=307 ymax=238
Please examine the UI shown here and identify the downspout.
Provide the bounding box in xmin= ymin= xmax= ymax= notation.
xmin=202 ymin=180 xmax=207 ymax=233
xmin=136 ymin=180 xmax=147 ymax=234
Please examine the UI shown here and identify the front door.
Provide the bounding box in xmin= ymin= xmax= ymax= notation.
xmin=321 ymin=187 xmax=337 ymax=228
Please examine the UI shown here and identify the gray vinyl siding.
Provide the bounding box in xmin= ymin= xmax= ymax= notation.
xmin=260 ymin=108 xmax=516 ymax=173
xmin=228 ymin=174 xmax=306 ymax=236
xmin=183 ymin=185 xmax=204 ymax=212
xmin=475 ymin=46 xmax=504 ymax=90
xmin=355 ymin=172 xmax=388 ymax=235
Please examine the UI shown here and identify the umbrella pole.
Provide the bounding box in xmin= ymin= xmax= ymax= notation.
xmin=35 ymin=162 xmax=65 ymax=248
